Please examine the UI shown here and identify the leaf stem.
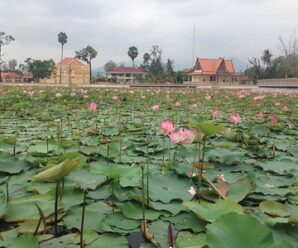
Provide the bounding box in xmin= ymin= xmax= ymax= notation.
xmin=54 ymin=181 xmax=60 ymax=236
xmin=80 ymin=190 xmax=87 ymax=248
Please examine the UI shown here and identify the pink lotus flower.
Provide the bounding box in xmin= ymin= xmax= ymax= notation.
xmin=188 ymin=187 xmax=196 ymax=196
xmin=271 ymin=115 xmax=278 ymax=124
xmin=256 ymin=112 xmax=264 ymax=119
xmin=282 ymin=105 xmax=288 ymax=111
xmin=175 ymin=101 xmax=181 ymax=107
xmin=160 ymin=120 xmax=175 ymax=134
xmin=55 ymin=93 xmax=62 ymax=97
xmin=168 ymin=129 xmax=195 ymax=144
xmin=229 ymin=113 xmax=241 ymax=125
xmin=89 ymin=102 xmax=97 ymax=112
xmin=212 ymin=110 xmax=220 ymax=119
xmin=253 ymin=95 xmax=265 ymax=101
xmin=151 ymin=104 xmax=160 ymax=112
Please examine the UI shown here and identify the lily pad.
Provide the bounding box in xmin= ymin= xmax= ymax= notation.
xmin=10 ymin=234 xmax=38 ymax=248
xmin=86 ymin=233 xmax=128 ymax=248
xmin=0 ymin=152 xmax=27 ymax=174
xmin=176 ymin=232 xmax=206 ymax=248
xmin=183 ymin=199 xmax=244 ymax=222
xmin=206 ymin=213 xmax=274 ymax=248
xmin=148 ymin=172 xmax=193 ymax=203
xmin=259 ymin=200 xmax=290 ymax=217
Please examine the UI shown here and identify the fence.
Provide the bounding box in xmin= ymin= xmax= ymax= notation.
xmin=258 ymin=78 xmax=298 ymax=88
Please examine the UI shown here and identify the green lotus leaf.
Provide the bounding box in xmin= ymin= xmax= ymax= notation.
xmin=189 ymin=121 xmax=224 ymax=136
xmin=176 ymin=232 xmax=206 ymax=248
xmin=32 ymin=158 xmax=80 ymax=182
xmin=120 ymin=201 xmax=164 ymax=220
xmin=86 ymin=233 xmax=128 ymax=248
xmin=222 ymin=128 xmax=237 ymax=141
xmin=10 ymin=234 xmax=38 ymax=248
xmin=147 ymin=220 xmax=170 ymax=248
xmin=206 ymin=213 xmax=274 ymax=248
xmin=164 ymin=212 xmax=206 ymax=232
xmin=183 ymin=199 xmax=244 ymax=222
xmin=0 ymin=152 xmax=27 ymax=174
xmin=103 ymin=212 xmax=140 ymax=230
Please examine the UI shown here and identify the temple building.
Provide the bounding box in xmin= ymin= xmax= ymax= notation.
xmin=184 ymin=58 xmax=238 ymax=84
xmin=41 ymin=57 xmax=90 ymax=84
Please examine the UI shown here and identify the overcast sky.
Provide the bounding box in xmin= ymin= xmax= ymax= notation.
xmin=1 ymin=0 xmax=298 ymax=70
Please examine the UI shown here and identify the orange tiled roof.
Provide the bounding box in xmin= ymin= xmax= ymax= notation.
xmin=193 ymin=58 xmax=236 ymax=75
xmin=2 ymin=71 xmax=22 ymax=79
xmin=56 ymin=57 xmax=87 ymax=66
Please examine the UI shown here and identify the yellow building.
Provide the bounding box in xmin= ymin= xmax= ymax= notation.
xmin=185 ymin=58 xmax=237 ymax=84
xmin=41 ymin=57 xmax=90 ymax=84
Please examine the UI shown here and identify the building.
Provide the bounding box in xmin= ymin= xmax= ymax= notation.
xmin=1 ymin=71 xmax=33 ymax=83
xmin=22 ymin=72 xmax=34 ymax=83
xmin=185 ymin=58 xmax=238 ymax=84
xmin=41 ymin=57 xmax=90 ymax=84
xmin=108 ymin=67 xmax=146 ymax=83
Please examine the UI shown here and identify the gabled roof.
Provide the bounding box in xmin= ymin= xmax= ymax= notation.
xmin=2 ymin=71 xmax=22 ymax=78
xmin=56 ymin=57 xmax=87 ymax=66
xmin=110 ymin=67 xmax=146 ymax=74
xmin=193 ymin=58 xmax=236 ymax=75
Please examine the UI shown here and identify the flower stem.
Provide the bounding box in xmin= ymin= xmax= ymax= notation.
xmin=146 ymin=143 xmax=150 ymax=207
xmin=168 ymin=138 xmax=171 ymax=166
xmin=54 ymin=181 xmax=60 ymax=236
xmin=80 ymin=190 xmax=87 ymax=248
xmin=141 ymin=165 xmax=146 ymax=223
xmin=5 ymin=182 xmax=9 ymax=202
xmin=197 ymin=138 xmax=206 ymax=201
xmin=162 ymin=135 xmax=165 ymax=165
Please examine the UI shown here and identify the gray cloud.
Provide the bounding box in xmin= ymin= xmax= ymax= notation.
xmin=1 ymin=0 xmax=298 ymax=70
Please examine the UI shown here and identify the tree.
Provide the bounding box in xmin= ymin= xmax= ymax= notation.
xmin=278 ymin=32 xmax=298 ymax=57
xmin=57 ymin=32 xmax=67 ymax=84
xmin=18 ymin=63 xmax=28 ymax=72
xmin=261 ymin=49 xmax=273 ymax=68
xmin=166 ymin=59 xmax=174 ymax=76
xmin=8 ymin=59 xmax=17 ymax=71
xmin=1 ymin=63 xmax=8 ymax=71
xmin=26 ymin=58 xmax=55 ymax=82
xmin=149 ymin=45 xmax=163 ymax=76
xmin=247 ymin=57 xmax=262 ymax=83
xmin=0 ymin=32 xmax=15 ymax=82
xmin=75 ymin=45 xmax=98 ymax=81
xmin=128 ymin=46 xmax=138 ymax=67
xmin=141 ymin=53 xmax=151 ymax=72
xmin=104 ymin=60 xmax=117 ymax=73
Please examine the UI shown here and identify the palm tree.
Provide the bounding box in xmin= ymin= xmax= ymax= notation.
xmin=57 ymin=32 xmax=67 ymax=84
xmin=75 ymin=45 xmax=98 ymax=82
xmin=143 ymin=53 xmax=150 ymax=63
xmin=261 ymin=49 xmax=273 ymax=68
xmin=128 ymin=46 xmax=138 ymax=67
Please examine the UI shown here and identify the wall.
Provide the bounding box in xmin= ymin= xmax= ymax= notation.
xmin=41 ymin=64 xmax=90 ymax=84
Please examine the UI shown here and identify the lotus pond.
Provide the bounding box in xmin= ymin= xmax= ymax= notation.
xmin=0 ymin=86 xmax=297 ymax=248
